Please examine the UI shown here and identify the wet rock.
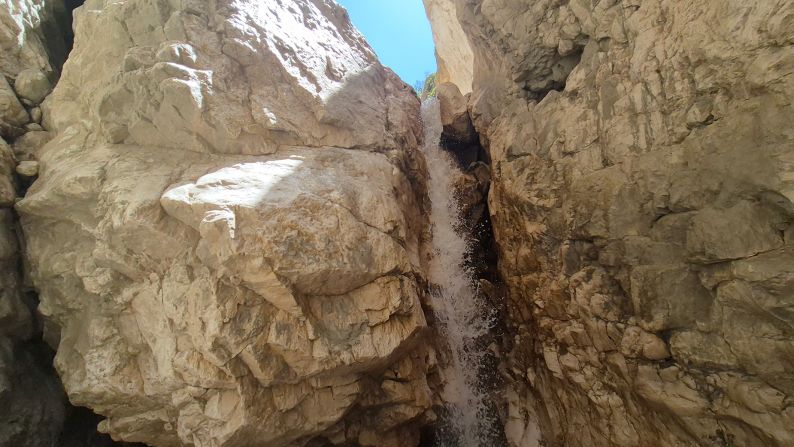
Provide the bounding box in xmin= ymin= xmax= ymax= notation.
xmin=437 ymin=82 xmax=475 ymax=144
xmin=425 ymin=0 xmax=794 ymax=445
xmin=453 ymin=161 xmax=491 ymax=228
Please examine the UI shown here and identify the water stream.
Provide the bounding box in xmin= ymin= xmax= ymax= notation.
xmin=421 ymin=98 xmax=497 ymax=447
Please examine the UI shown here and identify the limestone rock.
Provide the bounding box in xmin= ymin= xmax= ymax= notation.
xmin=15 ymin=160 xmax=38 ymax=177
xmin=11 ymin=130 xmax=52 ymax=161
xmin=426 ymin=0 xmax=794 ymax=445
xmin=422 ymin=0 xmax=473 ymax=94
xmin=0 ymin=2 xmax=95 ymax=446
xmin=0 ymin=75 xmax=28 ymax=137
xmin=0 ymin=142 xmax=65 ymax=447
xmin=29 ymin=106 xmax=41 ymax=123
xmin=0 ymin=139 xmax=16 ymax=207
xmin=13 ymin=68 xmax=51 ymax=104
xmin=17 ymin=0 xmax=432 ymax=446
xmin=44 ymin=0 xmax=420 ymax=154
xmin=0 ymin=337 xmax=67 ymax=447
xmin=436 ymin=82 xmax=475 ymax=144
xmin=0 ymin=0 xmax=70 ymax=79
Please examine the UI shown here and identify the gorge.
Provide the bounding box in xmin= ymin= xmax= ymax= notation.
xmin=1 ymin=0 xmax=793 ymax=446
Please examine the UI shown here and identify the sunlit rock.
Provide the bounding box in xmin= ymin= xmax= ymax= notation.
xmin=422 ymin=0 xmax=473 ymax=94
xmin=17 ymin=0 xmax=433 ymax=445
xmin=425 ymin=0 xmax=794 ymax=445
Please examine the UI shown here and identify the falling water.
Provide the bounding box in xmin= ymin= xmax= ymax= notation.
xmin=421 ymin=98 xmax=497 ymax=446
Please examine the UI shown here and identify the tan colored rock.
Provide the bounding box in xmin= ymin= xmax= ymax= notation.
xmin=29 ymin=106 xmax=41 ymax=123
xmin=422 ymin=0 xmax=473 ymax=94
xmin=15 ymin=160 xmax=37 ymax=177
xmin=13 ymin=68 xmax=51 ymax=104
xmin=0 ymin=2 xmax=81 ymax=446
xmin=0 ymin=75 xmax=28 ymax=136
xmin=687 ymin=200 xmax=784 ymax=262
xmin=619 ymin=326 xmax=669 ymax=361
xmin=17 ymin=0 xmax=432 ymax=446
xmin=426 ymin=0 xmax=794 ymax=445
xmin=0 ymin=138 xmax=15 ymax=207
xmin=11 ymin=130 xmax=51 ymax=161
xmin=0 ymin=0 xmax=70 ymax=79
xmin=436 ymin=82 xmax=475 ymax=143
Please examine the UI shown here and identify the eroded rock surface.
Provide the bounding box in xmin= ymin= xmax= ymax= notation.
xmin=426 ymin=0 xmax=794 ymax=446
xmin=17 ymin=0 xmax=433 ymax=446
xmin=0 ymin=1 xmax=79 ymax=446
xmin=0 ymin=0 xmax=71 ymax=81
xmin=422 ymin=0 xmax=473 ymax=95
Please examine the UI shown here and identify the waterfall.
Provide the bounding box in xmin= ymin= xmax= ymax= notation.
xmin=421 ymin=98 xmax=497 ymax=446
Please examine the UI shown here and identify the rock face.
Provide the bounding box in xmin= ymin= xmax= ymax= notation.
xmin=0 ymin=0 xmax=70 ymax=136
xmin=0 ymin=1 xmax=77 ymax=446
xmin=422 ymin=0 xmax=473 ymax=95
xmin=17 ymin=0 xmax=434 ymax=446
xmin=0 ymin=136 xmax=66 ymax=447
xmin=425 ymin=0 xmax=794 ymax=446
xmin=0 ymin=0 xmax=71 ymax=80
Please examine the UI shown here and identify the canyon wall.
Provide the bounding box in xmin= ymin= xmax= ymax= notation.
xmin=0 ymin=1 xmax=73 ymax=445
xmin=425 ymin=0 xmax=794 ymax=446
xmin=4 ymin=0 xmax=794 ymax=445
xmin=11 ymin=0 xmax=437 ymax=445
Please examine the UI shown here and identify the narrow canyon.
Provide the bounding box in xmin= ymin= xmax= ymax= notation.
xmin=0 ymin=0 xmax=792 ymax=446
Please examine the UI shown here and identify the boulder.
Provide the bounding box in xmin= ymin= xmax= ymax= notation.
xmin=17 ymin=0 xmax=433 ymax=445
xmin=436 ymin=82 xmax=475 ymax=144
xmin=0 ymin=0 xmax=70 ymax=79
xmin=15 ymin=160 xmax=37 ymax=177
xmin=11 ymin=130 xmax=52 ymax=161
xmin=0 ymin=76 xmax=28 ymax=136
xmin=0 ymin=138 xmax=15 ymax=206
xmin=13 ymin=69 xmax=51 ymax=104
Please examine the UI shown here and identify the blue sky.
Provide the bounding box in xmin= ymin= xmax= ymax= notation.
xmin=336 ymin=0 xmax=436 ymax=89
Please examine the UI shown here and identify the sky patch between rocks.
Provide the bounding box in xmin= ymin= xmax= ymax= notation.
xmin=336 ymin=0 xmax=437 ymax=89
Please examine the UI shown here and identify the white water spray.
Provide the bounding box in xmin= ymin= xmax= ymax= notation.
xmin=421 ymin=98 xmax=496 ymax=446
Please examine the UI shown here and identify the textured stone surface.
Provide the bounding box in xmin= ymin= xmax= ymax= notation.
xmin=15 ymin=160 xmax=38 ymax=177
xmin=11 ymin=130 xmax=52 ymax=161
xmin=0 ymin=139 xmax=16 ymax=206
xmin=18 ymin=0 xmax=434 ymax=446
xmin=0 ymin=0 xmax=70 ymax=80
xmin=426 ymin=0 xmax=794 ymax=446
xmin=0 ymin=338 xmax=67 ymax=447
xmin=1 ymin=1 xmax=155 ymax=446
xmin=14 ymin=68 xmax=52 ymax=104
xmin=1 ymin=131 xmax=65 ymax=447
xmin=0 ymin=75 xmax=29 ymax=137
xmin=422 ymin=0 xmax=473 ymax=94
xmin=436 ymin=82 xmax=475 ymax=145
